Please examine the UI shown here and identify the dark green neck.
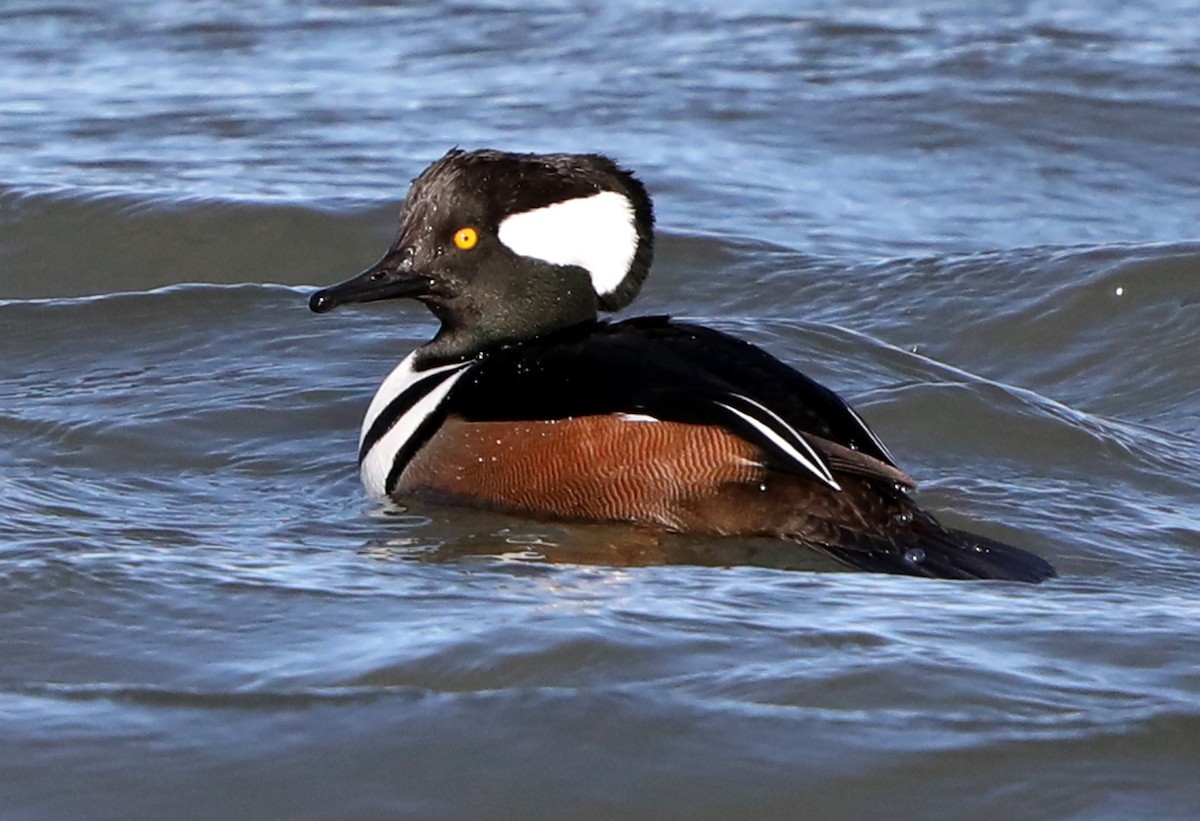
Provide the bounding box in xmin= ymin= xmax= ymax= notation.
xmin=413 ymin=262 xmax=599 ymax=369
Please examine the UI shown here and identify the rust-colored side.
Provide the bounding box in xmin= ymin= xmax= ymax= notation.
xmin=393 ymin=414 xmax=1049 ymax=582
xmin=396 ymin=415 xmax=768 ymax=530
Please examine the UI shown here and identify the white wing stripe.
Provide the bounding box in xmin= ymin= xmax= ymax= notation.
xmin=716 ymin=396 xmax=841 ymax=491
xmin=843 ymin=403 xmax=895 ymax=464
xmin=727 ymin=392 xmax=827 ymax=466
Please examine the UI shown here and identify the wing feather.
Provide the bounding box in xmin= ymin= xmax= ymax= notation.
xmin=714 ymin=393 xmax=840 ymax=490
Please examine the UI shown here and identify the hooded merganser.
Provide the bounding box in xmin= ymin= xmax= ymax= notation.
xmin=310 ymin=148 xmax=1055 ymax=583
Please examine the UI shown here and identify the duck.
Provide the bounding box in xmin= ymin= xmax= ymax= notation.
xmin=309 ymin=148 xmax=1055 ymax=583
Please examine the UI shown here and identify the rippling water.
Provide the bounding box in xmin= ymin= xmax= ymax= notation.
xmin=3 ymin=2 xmax=1199 ymax=818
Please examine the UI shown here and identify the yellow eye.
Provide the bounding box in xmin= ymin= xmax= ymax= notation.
xmin=453 ymin=226 xmax=478 ymax=251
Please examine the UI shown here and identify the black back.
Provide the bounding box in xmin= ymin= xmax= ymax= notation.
xmin=442 ymin=316 xmax=897 ymax=468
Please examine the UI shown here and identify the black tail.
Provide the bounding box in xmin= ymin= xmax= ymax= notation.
xmin=812 ymin=520 xmax=1056 ymax=583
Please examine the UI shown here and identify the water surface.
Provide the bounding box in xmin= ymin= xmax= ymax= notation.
xmin=2 ymin=2 xmax=1199 ymax=818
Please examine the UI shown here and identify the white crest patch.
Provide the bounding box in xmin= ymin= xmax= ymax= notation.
xmin=359 ymin=353 xmax=472 ymax=497
xmin=497 ymin=190 xmax=638 ymax=297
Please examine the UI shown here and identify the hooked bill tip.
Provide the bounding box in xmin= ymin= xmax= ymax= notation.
xmin=309 ymin=289 xmax=337 ymax=314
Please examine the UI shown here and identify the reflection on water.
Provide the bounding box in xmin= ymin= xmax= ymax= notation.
xmin=357 ymin=503 xmax=845 ymax=573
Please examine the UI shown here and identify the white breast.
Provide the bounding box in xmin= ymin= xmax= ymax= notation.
xmin=359 ymin=353 xmax=473 ymax=498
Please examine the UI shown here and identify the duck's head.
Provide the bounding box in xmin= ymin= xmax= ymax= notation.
xmin=310 ymin=148 xmax=654 ymax=363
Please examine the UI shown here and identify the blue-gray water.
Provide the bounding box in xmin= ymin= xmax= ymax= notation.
xmin=3 ymin=2 xmax=1200 ymax=818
